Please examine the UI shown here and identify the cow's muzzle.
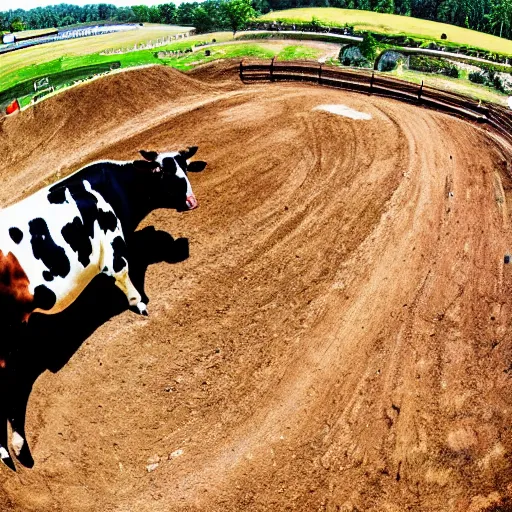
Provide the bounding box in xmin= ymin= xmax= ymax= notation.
xmin=185 ymin=194 xmax=198 ymax=210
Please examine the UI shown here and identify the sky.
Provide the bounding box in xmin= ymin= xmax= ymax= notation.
xmin=1 ymin=0 xmax=164 ymax=10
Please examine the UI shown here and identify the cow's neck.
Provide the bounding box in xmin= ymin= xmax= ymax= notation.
xmin=99 ymin=164 xmax=161 ymax=234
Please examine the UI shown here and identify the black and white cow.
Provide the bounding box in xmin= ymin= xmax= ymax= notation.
xmin=0 ymin=147 xmax=206 ymax=469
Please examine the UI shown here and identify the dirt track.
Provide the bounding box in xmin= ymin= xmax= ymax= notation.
xmin=1 ymin=62 xmax=512 ymax=511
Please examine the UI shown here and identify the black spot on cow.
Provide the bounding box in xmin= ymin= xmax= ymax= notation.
xmin=61 ymin=217 xmax=92 ymax=268
xmin=68 ymin=183 xmax=99 ymax=239
xmin=42 ymin=271 xmax=54 ymax=282
xmin=111 ymin=236 xmax=128 ymax=273
xmin=49 ymin=180 xmax=120 ymax=268
xmin=33 ymin=285 xmax=56 ymax=311
xmin=97 ymin=210 xmax=117 ymax=233
xmin=9 ymin=228 xmax=23 ymax=244
xmin=47 ymin=187 xmax=67 ymax=204
xmin=28 ymin=218 xmax=70 ymax=279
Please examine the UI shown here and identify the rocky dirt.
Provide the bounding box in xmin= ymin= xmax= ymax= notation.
xmin=0 ymin=62 xmax=512 ymax=512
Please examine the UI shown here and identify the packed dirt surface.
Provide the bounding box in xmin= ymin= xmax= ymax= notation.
xmin=1 ymin=62 xmax=512 ymax=512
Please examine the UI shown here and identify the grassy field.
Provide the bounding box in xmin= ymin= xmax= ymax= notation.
xmin=1 ymin=17 xmax=509 ymax=108
xmin=0 ymin=30 xmax=325 ymax=91
xmin=0 ymin=32 xmax=238 ymax=91
xmin=0 ymin=23 xmax=191 ymax=85
xmin=259 ymin=8 xmax=512 ymax=55
xmin=390 ymin=68 xmax=508 ymax=105
xmin=167 ymin=42 xmax=323 ymax=70
xmin=0 ymin=38 xmax=324 ymax=105
xmin=6 ymin=27 xmax=57 ymax=39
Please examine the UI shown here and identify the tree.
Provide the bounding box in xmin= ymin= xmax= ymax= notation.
xmin=193 ymin=6 xmax=215 ymax=31
xmin=176 ymin=2 xmax=198 ymax=24
xmin=9 ymin=18 xmax=25 ymax=32
xmin=375 ymin=0 xmax=395 ymax=13
xmin=359 ymin=32 xmax=378 ymax=59
xmin=158 ymin=3 xmax=178 ymax=24
xmin=132 ymin=5 xmax=151 ymax=22
xmin=220 ymin=0 xmax=257 ymax=35
xmin=486 ymin=0 xmax=512 ymax=37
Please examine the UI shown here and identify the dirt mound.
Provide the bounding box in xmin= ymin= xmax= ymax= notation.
xmin=0 ymin=65 xmax=215 ymax=206
xmin=1 ymin=67 xmax=512 ymax=512
xmin=187 ymin=59 xmax=242 ymax=87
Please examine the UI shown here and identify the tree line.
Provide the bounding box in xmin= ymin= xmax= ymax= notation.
xmin=1 ymin=0 xmax=511 ymax=40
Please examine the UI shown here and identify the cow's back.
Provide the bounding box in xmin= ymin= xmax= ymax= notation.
xmin=0 ymin=164 xmax=124 ymax=317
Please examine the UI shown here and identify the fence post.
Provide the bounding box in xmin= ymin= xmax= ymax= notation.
xmin=240 ymin=59 xmax=244 ymax=81
xmin=270 ymin=56 xmax=275 ymax=82
xmin=370 ymin=71 xmax=374 ymax=94
xmin=318 ymin=63 xmax=322 ymax=85
xmin=418 ymin=80 xmax=424 ymax=102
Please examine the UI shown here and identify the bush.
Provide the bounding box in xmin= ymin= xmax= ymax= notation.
xmin=492 ymin=74 xmax=505 ymax=92
xmin=468 ymin=71 xmax=487 ymax=84
xmin=447 ymin=67 xmax=459 ymax=78
xmin=409 ymin=55 xmax=458 ymax=77
xmin=359 ymin=33 xmax=378 ymax=61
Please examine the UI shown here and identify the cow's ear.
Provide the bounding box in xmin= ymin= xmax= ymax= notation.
xmin=187 ymin=161 xmax=207 ymax=173
xmin=179 ymin=146 xmax=198 ymax=160
xmin=134 ymin=160 xmax=161 ymax=172
xmin=140 ymin=150 xmax=158 ymax=161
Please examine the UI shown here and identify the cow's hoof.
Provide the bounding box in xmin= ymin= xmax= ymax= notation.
xmin=137 ymin=302 xmax=148 ymax=316
xmin=0 ymin=447 xmax=15 ymax=471
xmin=11 ymin=432 xmax=24 ymax=457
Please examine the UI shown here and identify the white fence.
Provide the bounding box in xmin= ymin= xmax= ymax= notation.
xmin=100 ymin=31 xmax=195 ymax=55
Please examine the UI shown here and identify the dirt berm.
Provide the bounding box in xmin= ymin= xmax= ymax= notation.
xmin=1 ymin=62 xmax=512 ymax=512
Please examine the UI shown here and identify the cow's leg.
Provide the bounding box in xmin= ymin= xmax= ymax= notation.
xmin=113 ymin=267 xmax=148 ymax=316
xmin=8 ymin=371 xmax=28 ymax=462
xmin=4 ymin=328 xmax=34 ymax=468
xmin=0 ymin=421 xmax=14 ymax=471
xmin=0 ymin=363 xmax=15 ymax=471
xmin=101 ymin=235 xmax=148 ymax=315
xmin=8 ymin=408 xmax=32 ymax=467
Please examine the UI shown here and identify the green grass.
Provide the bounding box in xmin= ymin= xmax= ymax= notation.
xmin=259 ymin=8 xmax=512 ymax=56
xmin=0 ymin=40 xmax=323 ymax=105
xmin=1 ymin=20 xmax=508 ymax=109
xmin=390 ymin=68 xmax=508 ymax=105
xmin=0 ymin=35 xmax=324 ymax=91
xmin=275 ymin=44 xmax=323 ymax=60
xmin=0 ymin=23 xmax=193 ymax=85
xmin=155 ymin=42 xmax=322 ymax=71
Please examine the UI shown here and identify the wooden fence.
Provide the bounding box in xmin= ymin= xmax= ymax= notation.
xmin=239 ymin=59 xmax=512 ymax=147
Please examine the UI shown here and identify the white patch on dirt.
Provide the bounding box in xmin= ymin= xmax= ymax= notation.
xmin=313 ymin=104 xmax=372 ymax=120
xmin=169 ymin=449 xmax=184 ymax=459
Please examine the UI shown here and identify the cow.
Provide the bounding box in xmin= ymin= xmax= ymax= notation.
xmin=0 ymin=147 xmax=206 ymax=470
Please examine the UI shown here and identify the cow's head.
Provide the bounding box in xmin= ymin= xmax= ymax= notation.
xmin=135 ymin=147 xmax=206 ymax=211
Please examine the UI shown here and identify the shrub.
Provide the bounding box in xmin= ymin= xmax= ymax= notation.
xmin=359 ymin=32 xmax=378 ymax=61
xmin=492 ymin=74 xmax=505 ymax=92
xmin=409 ymin=55 xmax=458 ymax=77
xmin=468 ymin=71 xmax=486 ymax=84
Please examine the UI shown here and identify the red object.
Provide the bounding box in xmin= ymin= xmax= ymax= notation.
xmin=5 ymin=99 xmax=20 ymax=115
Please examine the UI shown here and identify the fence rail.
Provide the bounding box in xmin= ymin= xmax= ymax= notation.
xmin=240 ymin=59 xmax=512 ymax=148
